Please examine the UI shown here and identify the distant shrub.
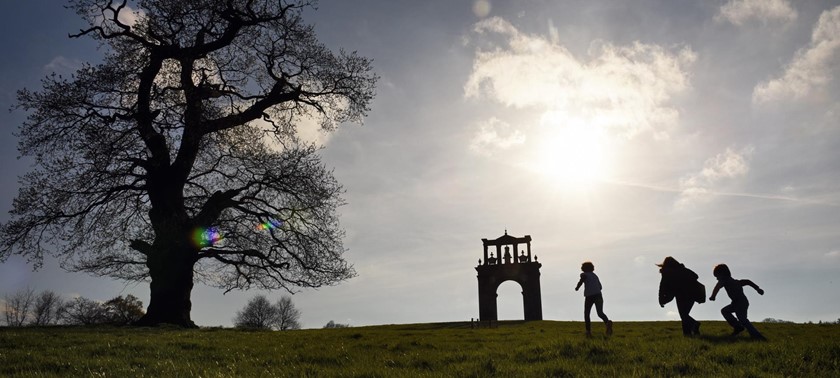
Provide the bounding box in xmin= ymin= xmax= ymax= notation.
xmin=762 ymin=318 xmax=794 ymax=324
xmin=60 ymin=297 xmax=108 ymax=325
xmin=3 ymin=288 xmax=35 ymax=327
xmin=234 ymin=295 xmax=301 ymax=330
xmin=323 ymin=320 xmax=351 ymax=328
xmin=31 ymin=291 xmax=64 ymax=326
xmin=103 ymin=295 xmax=145 ymax=325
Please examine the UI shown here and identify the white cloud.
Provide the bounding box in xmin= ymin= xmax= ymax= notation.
xmin=117 ymin=5 xmax=145 ymax=27
xmin=826 ymin=250 xmax=840 ymax=258
xmin=677 ymin=146 xmax=755 ymax=209
xmin=634 ymin=256 xmax=647 ymax=267
xmin=464 ymin=17 xmax=695 ymax=139
xmin=469 ymin=117 xmax=526 ymax=156
xmin=43 ymin=56 xmax=83 ymax=76
xmin=716 ymin=0 xmax=797 ymax=26
xmin=250 ymin=114 xmax=333 ymax=152
xmin=753 ymin=6 xmax=840 ymax=104
xmin=88 ymin=4 xmax=145 ymax=34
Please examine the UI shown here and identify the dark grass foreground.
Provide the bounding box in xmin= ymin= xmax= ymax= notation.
xmin=1 ymin=321 xmax=839 ymax=376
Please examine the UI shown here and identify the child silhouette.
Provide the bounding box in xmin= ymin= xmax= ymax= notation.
xmin=575 ymin=261 xmax=613 ymax=337
xmin=657 ymin=256 xmax=704 ymax=336
xmin=709 ymin=264 xmax=766 ymax=340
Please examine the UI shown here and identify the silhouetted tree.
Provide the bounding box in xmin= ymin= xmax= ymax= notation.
xmin=103 ymin=294 xmax=145 ymax=325
xmin=31 ymin=291 xmax=64 ymax=326
xmin=233 ymin=295 xmax=279 ymax=329
xmin=275 ymin=295 xmax=301 ymax=330
xmin=61 ymin=297 xmax=108 ymax=325
xmin=3 ymin=288 xmax=35 ymax=327
xmin=323 ymin=320 xmax=350 ymax=328
xmin=1 ymin=0 xmax=376 ymax=327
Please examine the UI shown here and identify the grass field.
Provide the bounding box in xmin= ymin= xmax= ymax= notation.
xmin=1 ymin=321 xmax=839 ymax=377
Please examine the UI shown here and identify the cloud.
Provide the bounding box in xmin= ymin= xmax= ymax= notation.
xmin=633 ymin=256 xmax=647 ymax=267
xmin=826 ymin=250 xmax=840 ymax=258
xmin=43 ymin=56 xmax=83 ymax=76
xmin=464 ymin=17 xmax=695 ymax=139
xmin=716 ymin=0 xmax=798 ymax=26
xmin=677 ymin=146 xmax=755 ymax=209
xmin=90 ymin=3 xmax=145 ymax=32
xmin=117 ymin=5 xmax=145 ymax=27
xmin=753 ymin=6 xmax=840 ymax=104
xmin=469 ymin=117 xmax=526 ymax=156
xmin=249 ymin=113 xmax=333 ymax=152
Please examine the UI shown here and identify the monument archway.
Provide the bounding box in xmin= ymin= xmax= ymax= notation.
xmin=475 ymin=231 xmax=543 ymax=321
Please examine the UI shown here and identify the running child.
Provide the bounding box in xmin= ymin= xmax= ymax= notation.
xmin=709 ymin=264 xmax=766 ymax=340
xmin=575 ymin=261 xmax=613 ymax=337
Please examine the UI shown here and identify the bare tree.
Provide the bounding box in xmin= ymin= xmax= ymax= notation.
xmin=275 ymin=295 xmax=301 ymax=330
xmin=3 ymin=288 xmax=35 ymax=327
xmin=1 ymin=0 xmax=376 ymax=327
xmin=31 ymin=290 xmax=64 ymax=326
xmin=61 ymin=297 xmax=108 ymax=326
xmin=233 ymin=294 xmax=279 ymax=329
xmin=103 ymin=294 xmax=145 ymax=325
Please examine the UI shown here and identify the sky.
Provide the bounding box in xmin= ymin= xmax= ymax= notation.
xmin=1 ymin=0 xmax=840 ymax=328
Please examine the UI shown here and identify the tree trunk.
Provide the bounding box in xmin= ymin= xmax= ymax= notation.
xmin=135 ymin=246 xmax=197 ymax=327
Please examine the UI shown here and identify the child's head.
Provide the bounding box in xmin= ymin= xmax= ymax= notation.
xmin=656 ymin=256 xmax=679 ymax=269
xmin=581 ymin=261 xmax=594 ymax=272
xmin=713 ymin=264 xmax=731 ymax=279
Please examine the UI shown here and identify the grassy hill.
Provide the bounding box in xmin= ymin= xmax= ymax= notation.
xmin=1 ymin=321 xmax=839 ymax=376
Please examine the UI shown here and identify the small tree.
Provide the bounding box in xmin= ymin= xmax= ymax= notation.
xmin=103 ymin=295 xmax=145 ymax=325
xmin=323 ymin=320 xmax=350 ymax=328
xmin=275 ymin=295 xmax=301 ymax=330
xmin=31 ymin=291 xmax=64 ymax=326
xmin=61 ymin=297 xmax=107 ymax=325
xmin=3 ymin=288 xmax=35 ymax=327
xmin=233 ymin=295 xmax=279 ymax=329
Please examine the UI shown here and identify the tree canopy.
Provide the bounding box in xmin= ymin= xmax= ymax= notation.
xmin=1 ymin=0 xmax=377 ymax=326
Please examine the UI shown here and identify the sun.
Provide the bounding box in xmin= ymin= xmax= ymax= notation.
xmin=532 ymin=116 xmax=612 ymax=187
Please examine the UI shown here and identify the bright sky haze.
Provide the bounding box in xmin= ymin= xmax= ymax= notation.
xmin=1 ymin=0 xmax=839 ymax=327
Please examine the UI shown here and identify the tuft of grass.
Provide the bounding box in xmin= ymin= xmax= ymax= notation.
xmin=1 ymin=321 xmax=839 ymax=376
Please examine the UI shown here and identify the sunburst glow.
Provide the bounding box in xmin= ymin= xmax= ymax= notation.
xmin=533 ymin=115 xmax=612 ymax=187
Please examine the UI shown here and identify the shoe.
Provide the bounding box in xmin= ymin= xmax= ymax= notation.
xmin=693 ymin=321 xmax=701 ymax=336
xmin=730 ymin=326 xmax=745 ymax=337
xmin=585 ymin=331 xmax=593 ymax=338
xmin=606 ymin=320 xmax=613 ymax=336
xmin=751 ymin=334 xmax=767 ymax=341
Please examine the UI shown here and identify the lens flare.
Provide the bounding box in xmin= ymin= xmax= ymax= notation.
xmin=256 ymin=218 xmax=284 ymax=231
xmin=192 ymin=226 xmax=223 ymax=248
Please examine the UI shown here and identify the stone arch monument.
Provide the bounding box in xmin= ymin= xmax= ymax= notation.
xmin=475 ymin=231 xmax=543 ymax=321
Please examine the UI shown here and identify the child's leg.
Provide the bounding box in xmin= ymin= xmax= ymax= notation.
xmin=721 ymin=303 xmax=744 ymax=333
xmin=593 ymin=295 xmax=613 ymax=335
xmin=676 ymin=296 xmax=696 ymax=336
xmin=734 ymin=303 xmax=764 ymax=339
xmin=584 ymin=296 xmax=594 ymax=333
xmin=594 ymin=295 xmax=609 ymax=322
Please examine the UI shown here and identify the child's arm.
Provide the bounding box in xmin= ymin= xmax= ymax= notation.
xmin=575 ymin=273 xmax=584 ymax=291
xmin=740 ymin=279 xmax=764 ymax=295
xmin=709 ymin=282 xmax=722 ymax=301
